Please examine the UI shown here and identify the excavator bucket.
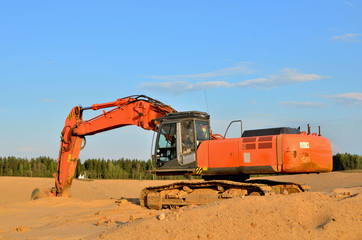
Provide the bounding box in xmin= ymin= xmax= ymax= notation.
xmin=30 ymin=188 xmax=56 ymax=200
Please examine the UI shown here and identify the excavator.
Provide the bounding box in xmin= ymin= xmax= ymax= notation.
xmin=31 ymin=95 xmax=333 ymax=209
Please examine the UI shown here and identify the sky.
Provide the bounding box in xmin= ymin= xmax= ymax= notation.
xmin=1 ymin=1 xmax=361 ymax=161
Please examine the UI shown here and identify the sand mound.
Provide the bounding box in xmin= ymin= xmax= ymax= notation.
xmin=90 ymin=191 xmax=362 ymax=240
xmin=0 ymin=172 xmax=361 ymax=240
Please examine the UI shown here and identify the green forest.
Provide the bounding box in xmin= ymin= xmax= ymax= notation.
xmin=0 ymin=156 xmax=191 ymax=180
xmin=0 ymin=153 xmax=361 ymax=179
xmin=332 ymin=153 xmax=362 ymax=171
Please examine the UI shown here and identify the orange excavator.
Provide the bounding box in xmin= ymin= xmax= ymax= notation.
xmin=31 ymin=95 xmax=332 ymax=209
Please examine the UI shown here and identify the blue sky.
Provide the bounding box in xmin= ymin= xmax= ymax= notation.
xmin=1 ymin=1 xmax=361 ymax=161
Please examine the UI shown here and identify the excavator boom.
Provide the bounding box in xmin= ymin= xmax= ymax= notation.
xmin=47 ymin=95 xmax=176 ymax=197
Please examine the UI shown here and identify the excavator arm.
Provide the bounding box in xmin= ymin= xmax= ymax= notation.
xmin=48 ymin=95 xmax=176 ymax=197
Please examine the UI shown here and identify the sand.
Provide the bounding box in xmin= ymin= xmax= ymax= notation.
xmin=0 ymin=172 xmax=361 ymax=240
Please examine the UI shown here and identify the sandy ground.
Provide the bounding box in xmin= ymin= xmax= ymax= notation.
xmin=0 ymin=172 xmax=361 ymax=240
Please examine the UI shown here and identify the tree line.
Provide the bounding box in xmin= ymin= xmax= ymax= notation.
xmin=0 ymin=156 xmax=192 ymax=180
xmin=332 ymin=153 xmax=362 ymax=171
xmin=0 ymin=153 xmax=361 ymax=179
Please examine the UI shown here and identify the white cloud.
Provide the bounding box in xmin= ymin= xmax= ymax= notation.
xmin=234 ymin=78 xmax=269 ymax=88
xmin=140 ymin=68 xmax=326 ymax=94
xmin=270 ymin=68 xmax=325 ymax=83
xmin=325 ymin=92 xmax=362 ymax=106
xmin=47 ymin=60 xmax=56 ymax=64
xmin=279 ymin=101 xmax=327 ymax=108
xmin=330 ymin=92 xmax=362 ymax=101
xmin=232 ymin=66 xmax=325 ymax=89
xmin=140 ymin=81 xmax=227 ymax=94
xmin=331 ymin=33 xmax=361 ymax=42
xmin=149 ymin=62 xmax=255 ymax=80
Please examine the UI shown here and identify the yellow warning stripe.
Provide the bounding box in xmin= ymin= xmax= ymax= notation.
xmin=195 ymin=167 xmax=208 ymax=175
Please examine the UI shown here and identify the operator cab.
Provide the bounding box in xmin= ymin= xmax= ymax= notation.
xmin=152 ymin=111 xmax=210 ymax=174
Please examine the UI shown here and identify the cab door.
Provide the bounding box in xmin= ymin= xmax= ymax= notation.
xmin=155 ymin=122 xmax=177 ymax=165
xmin=179 ymin=120 xmax=196 ymax=165
xmin=154 ymin=119 xmax=199 ymax=168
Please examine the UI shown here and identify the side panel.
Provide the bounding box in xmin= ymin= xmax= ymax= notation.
xmin=208 ymin=139 xmax=239 ymax=168
xmin=196 ymin=141 xmax=209 ymax=168
xmin=276 ymin=135 xmax=284 ymax=171
xmin=282 ymin=134 xmax=332 ymax=173
xmin=196 ymin=137 xmax=279 ymax=174
xmin=195 ymin=134 xmax=332 ymax=175
xmin=238 ymin=136 xmax=278 ymax=173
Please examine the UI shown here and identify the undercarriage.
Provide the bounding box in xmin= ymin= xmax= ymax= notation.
xmin=140 ymin=179 xmax=310 ymax=210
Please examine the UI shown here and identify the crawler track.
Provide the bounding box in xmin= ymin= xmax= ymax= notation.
xmin=140 ymin=180 xmax=310 ymax=210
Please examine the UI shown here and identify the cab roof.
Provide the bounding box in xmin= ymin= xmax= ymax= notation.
xmin=155 ymin=111 xmax=210 ymax=122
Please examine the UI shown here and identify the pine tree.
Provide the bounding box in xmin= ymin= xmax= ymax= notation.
xmin=0 ymin=157 xmax=4 ymax=176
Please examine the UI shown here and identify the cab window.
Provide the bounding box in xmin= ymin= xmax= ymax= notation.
xmin=196 ymin=121 xmax=210 ymax=141
xmin=157 ymin=123 xmax=177 ymax=162
xmin=181 ymin=120 xmax=195 ymax=154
